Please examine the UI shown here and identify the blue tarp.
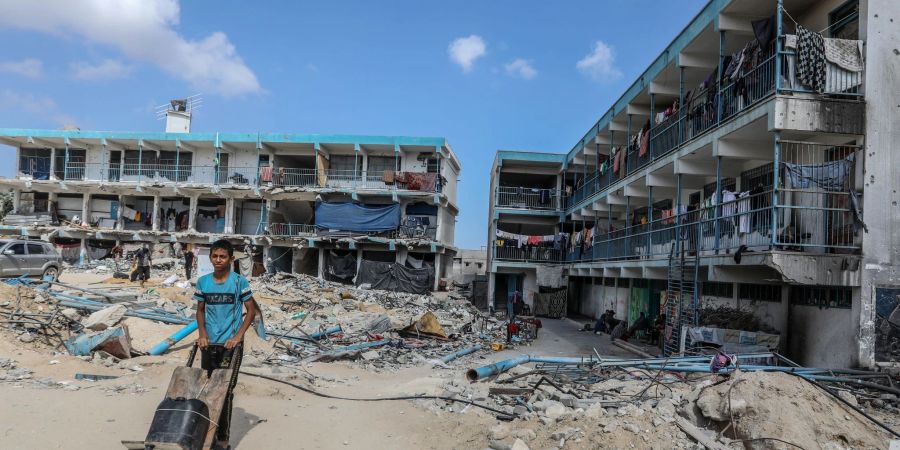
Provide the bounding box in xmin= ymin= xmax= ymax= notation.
xmin=315 ymin=202 xmax=401 ymax=232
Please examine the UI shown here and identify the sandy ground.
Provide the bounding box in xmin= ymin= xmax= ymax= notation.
xmin=0 ymin=272 xmax=675 ymax=449
xmin=0 ymin=330 xmax=498 ymax=450
xmin=1 ymin=272 xmax=621 ymax=450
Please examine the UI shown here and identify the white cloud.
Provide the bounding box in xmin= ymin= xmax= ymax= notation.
xmin=448 ymin=35 xmax=486 ymax=73
xmin=504 ymin=58 xmax=537 ymax=80
xmin=0 ymin=0 xmax=261 ymax=96
xmin=576 ymin=40 xmax=622 ymax=82
xmin=0 ymin=58 xmax=44 ymax=79
xmin=71 ymin=59 xmax=134 ymax=81
xmin=0 ymin=89 xmax=75 ymax=126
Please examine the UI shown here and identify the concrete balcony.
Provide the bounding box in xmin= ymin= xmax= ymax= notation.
xmin=495 ymin=186 xmax=561 ymax=212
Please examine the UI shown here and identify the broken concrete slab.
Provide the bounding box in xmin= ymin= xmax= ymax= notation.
xmin=81 ymin=304 xmax=127 ymax=331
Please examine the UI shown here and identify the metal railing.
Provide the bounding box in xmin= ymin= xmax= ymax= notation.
xmin=776 ymin=141 xmax=862 ymax=252
xmin=780 ymin=38 xmax=863 ymax=97
xmin=496 ymin=186 xmax=560 ymax=210
xmin=218 ymin=166 xmax=259 ymax=186
xmin=720 ymin=51 xmax=776 ymax=122
xmin=494 ymin=246 xmax=563 ymax=263
xmin=114 ymin=163 xmax=198 ymax=183
xmin=565 ymin=180 xmax=861 ymax=263
xmin=267 ymin=223 xmax=316 ymax=236
xmin=266 ymin=167 xmax=317 ymax=188
xmin=28 ymin=162 xmax=444 ymax=195
xmin=568 ymin=34 xmax=867 ymax=212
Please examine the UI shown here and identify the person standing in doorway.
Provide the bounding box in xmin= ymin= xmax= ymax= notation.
xmin=184 ymin=244 xmax=196 ymax=280
xmin=195 ymin=239 xmax=258 ymax=450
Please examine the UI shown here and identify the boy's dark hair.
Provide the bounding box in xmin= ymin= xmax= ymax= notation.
xmin=210 ymin=239 xmax=234 ymax=257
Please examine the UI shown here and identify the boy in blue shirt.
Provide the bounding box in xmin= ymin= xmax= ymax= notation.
xmin=194 ymin=239 xmax=258 ymax=450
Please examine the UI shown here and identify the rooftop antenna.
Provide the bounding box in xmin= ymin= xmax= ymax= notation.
xmin=156 ymin=94 xmax=202 ymax=133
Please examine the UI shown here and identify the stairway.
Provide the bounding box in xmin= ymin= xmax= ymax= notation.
xmin=663 ymin=221 xmax=700 ymax=356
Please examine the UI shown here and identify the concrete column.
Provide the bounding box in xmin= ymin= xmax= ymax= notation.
xmin=12 ymin=189 xmax=20 ymax=213
xmin=356 ymin=248 xmax=363 ymax=275
xmin=435 ymin=205 xmax=445 ymax=244
xmin=81 ymin=193 xmax=91 ymax=226
xmin=487 ymin=272 xmax=496 ymax=313
xmin=116 ymin=195 xmax=125 ymax=230
xmin=79 ymin=238 xmax=87 ymax=268
xmin=188 ymin=196 xmax=198 ymax=232
xmin=361 ymin=153 xmax=369 ymax=179
xmin=49 ymin=148 xmax=57 ymax=180
xmin=151 ymin=195 xmax=161 ymax=231
xmin=48 ymin=192 xmax=57 ymax=218
xmin=317 ymin=248 xmax=325 ymax=279
xmin=857 ymin=0 xmax=900 ymax=369
xmin=224 ymin=197 xmax=235 ymax=234
xmin=263 ymin=244 xmax=271 ymax=274
xmin=433 ymin=253 xmax=442 ymax=291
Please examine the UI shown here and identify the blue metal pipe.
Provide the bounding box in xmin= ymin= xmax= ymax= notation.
xmin=309 ymin=325 xmax=343 ymax=340
xmin=327 ymin=339 xmax=395 ymax=356
xmin=439 ymin=345 xmax=482 ymax=364
xmin=271 ymin=325 xmax=343 ymax=343
xmin=55 ymin=296 xmax=192 ymax=325
xmin=466 ymin=355 xmax=598 ymax=381
xmin=467 ymin=355 xmax=531 ymax=381
xmin=149 ymin=320 xmax=199 ymax=355
xmin=529 ymin=356 xmax=596 ymax=364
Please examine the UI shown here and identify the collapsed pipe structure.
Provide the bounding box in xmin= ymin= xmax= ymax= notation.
xmin=466 ymin=355 xmax=597 ymax=381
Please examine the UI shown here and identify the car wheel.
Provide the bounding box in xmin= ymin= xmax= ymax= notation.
xmin=42 ymin=266 xmax=59 ymax=282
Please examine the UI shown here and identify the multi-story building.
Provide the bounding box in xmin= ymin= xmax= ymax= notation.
xmin=488 ymin=0 xmax=900 ymax=368
xmin=0 ymin=106 xmax=461 ymax=290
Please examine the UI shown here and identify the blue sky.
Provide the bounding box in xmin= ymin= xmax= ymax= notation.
xmin=0 ymin=0 xmax=706 ymax=249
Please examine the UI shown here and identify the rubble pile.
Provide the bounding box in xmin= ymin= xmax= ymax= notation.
xmin=249 ymin=272 xmax=508 ymax=372
xmin=1 ymin=272 xmax=899 ymax=449
xmin=463 ymin=364 xmax=900 ymax=450
xmin=698 ymin=305 xmax=778 ymax=334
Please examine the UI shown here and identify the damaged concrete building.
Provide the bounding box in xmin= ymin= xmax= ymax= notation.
xmin=487 ymin=0 xmax=900 ymax=369
xmin=0 ymin=103 xmax=461 ymax=292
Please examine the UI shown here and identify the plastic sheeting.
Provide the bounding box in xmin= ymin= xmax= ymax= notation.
xmin=325 ymin=250 xmax=357 ymax=282
xmin=356 ymin=259 xmax=433 ymax=295
xmin=315 ymin=202 xmax=401 ymax=232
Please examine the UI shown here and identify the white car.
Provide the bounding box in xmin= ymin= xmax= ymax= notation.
xmin=0 ymin=239 xmax=63 ymax=281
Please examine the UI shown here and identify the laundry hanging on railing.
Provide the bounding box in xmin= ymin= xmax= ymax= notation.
xmin=395 ymin=172 xmax=441 ymax=192
xmin=783 ymin=153 xmax=854 ymax=191
xmin=796 ymin=25 xmax=827 ymax=92
xmin=495 ymin=230 xmax=557 ymax=249
xmin=638 ymin=120 xmax=650 ymax=157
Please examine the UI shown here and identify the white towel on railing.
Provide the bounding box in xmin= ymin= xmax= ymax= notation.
xmin=823 ymin=38 xmax=863 ymax=72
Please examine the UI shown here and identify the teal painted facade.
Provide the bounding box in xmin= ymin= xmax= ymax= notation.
xmin=563 ymin=0 xmax=728 ymax=162
xmin=0 ymin=127 xmax=449 ymax=148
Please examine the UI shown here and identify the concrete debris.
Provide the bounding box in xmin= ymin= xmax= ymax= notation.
xmin=81 ymin=304 xmax=127 ymax=331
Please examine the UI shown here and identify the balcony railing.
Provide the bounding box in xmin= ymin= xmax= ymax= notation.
xmin=566 ymin=185 xmax=861 ymax=263
xmin=494 ymin=246 xmax=563 ymax=263
xmin=568 ymin=35 xmax=864 ymax=211
xmin=26 ymin=162 xmax=444 ymax=194
xmin=496 ymin=186 xmax=560 ymax=211
xmin=267 ymin=223 xmax=316 ymax=237
xmin=780 ymin=36 xmax=863 ymax=97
